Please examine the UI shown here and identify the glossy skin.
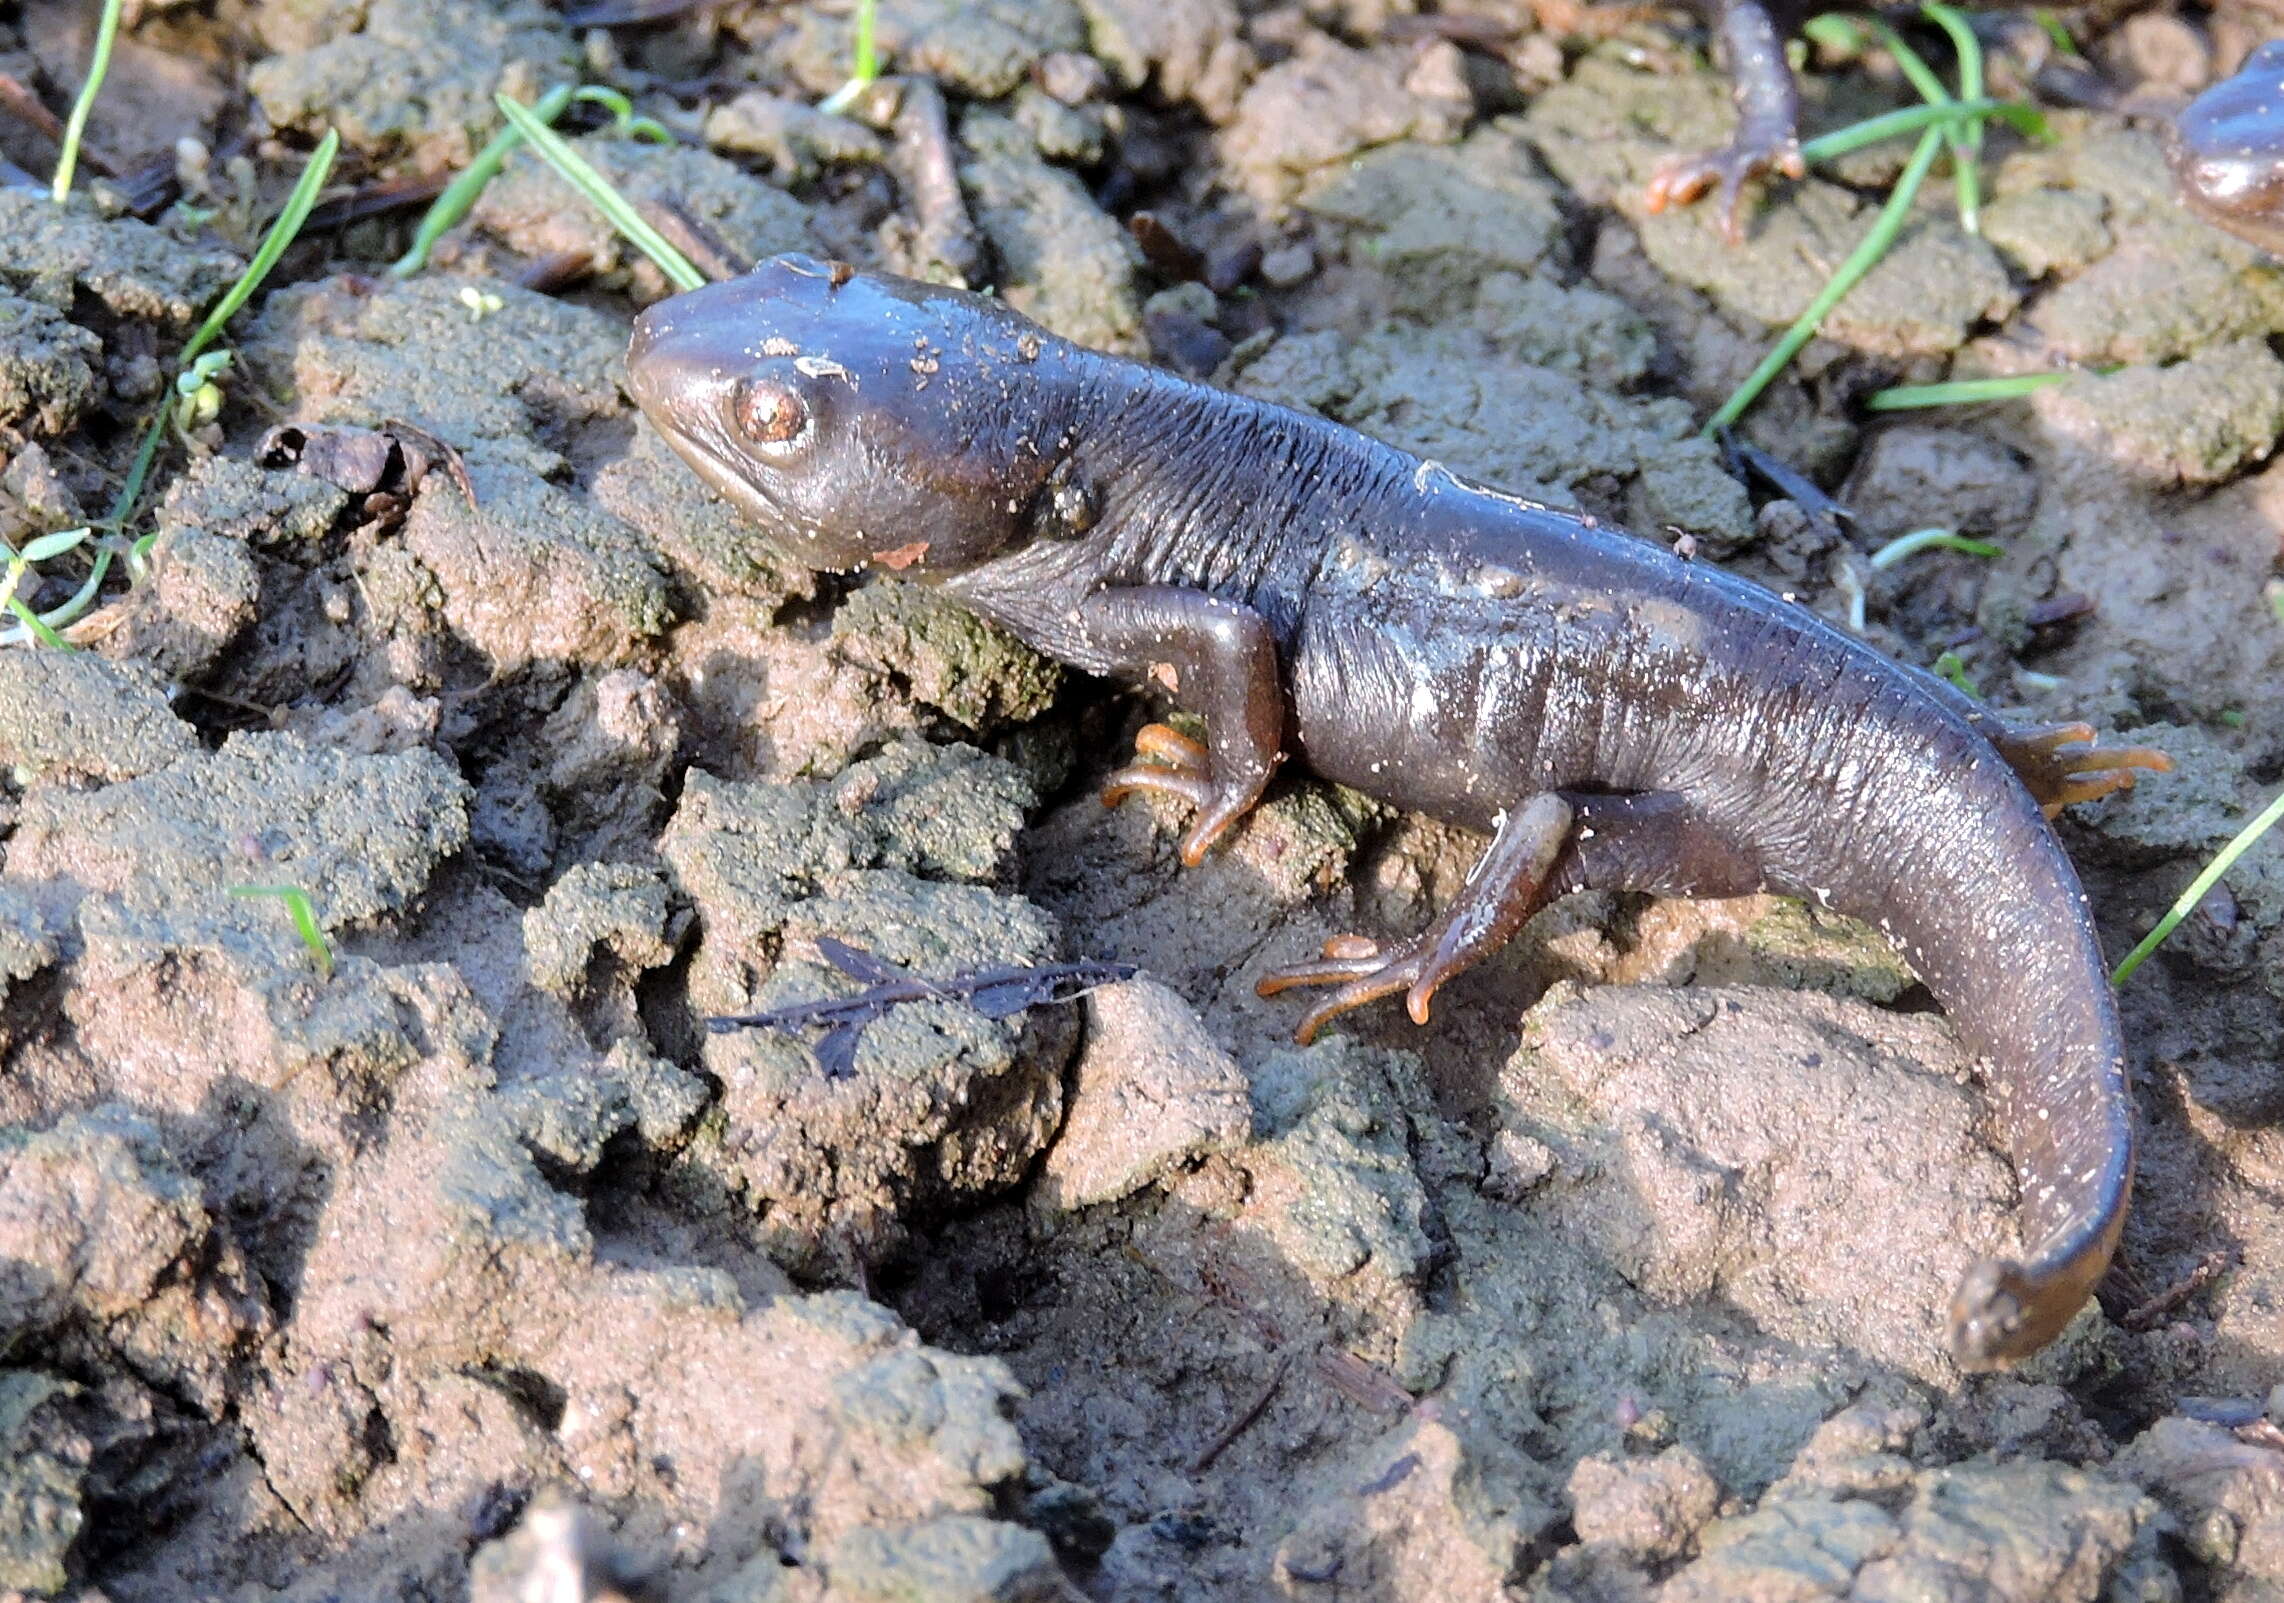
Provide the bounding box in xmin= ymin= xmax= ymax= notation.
xmin=627 ymin=255 xmax=2165 ymax=1370
xmin=2166 ymin=40 xmax=2284 ymax=256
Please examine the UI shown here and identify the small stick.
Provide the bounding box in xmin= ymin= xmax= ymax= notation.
xmin=1313 ymin=1346 xmax=1413 ymax=1416
xmin=644 ymin=196 xmax=749 ymax=283
xmin=1190 ymin=1351 xmax=1291 ymax=1472
xmin=885 ymin=78 xmax=984 ymax=284
xmin=2120 ymin=1249 xmax=2234 ymax=1332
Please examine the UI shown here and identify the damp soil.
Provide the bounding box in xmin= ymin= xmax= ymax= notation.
xmin=1 ymin=0 xmax=2283 ymax=1599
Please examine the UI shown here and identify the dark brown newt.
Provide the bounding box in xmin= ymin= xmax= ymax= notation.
xmin=626 ymin=254 xmax=2171 ymax=1370
xmin=1651 ymin=1 xmax=2284 ymax=253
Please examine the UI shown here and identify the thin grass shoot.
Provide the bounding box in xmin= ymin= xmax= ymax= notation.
xmin=1921 ymin=4 xmax=1987 ymax=231
xmin=181 ymin=129 xmax=341 ymax=364
xmin=390 ymin=83 xmax=673 ymax=279
xmin=112 ymin=128 xmax=339 ymax=527
xmin=1867 ymin=527 xmax=2002 ymax=567
xmin=2032 ymin=9 xmax=2081 ymax=56
xmin=819 ymin=0 xmax=881 ymax=116
xmin=1866 ymin=373 xmax=2070 ymax=410
xmin=1865 ymin=15 xmax=1980 ymax=231
xmin=493 ymin=93 xmax=704 ymax=292
xmin=2113 ymin=788 xmax=2284 ymax=985
xmin=1798 ymin=98 xmax=2042 ymax=165
xmin=51 ymin=0 xmax=124 ymax=204
xmin=1930 ymin=649 xmax=1979 ymax=697
xmin=1701 ymin=126 xmax=1945 ymax=435
xmin=0 ymin=527 xmax=91 ymax=649
xmin=5 ymin=131 xmax=339 ymax=649
xmin=1800 ymin=14 xmax=1869 ymax=53
xmin=393 ymin=83 xmax=576 ymax=277
xmin=230 ymin=885 xmax=336 ymax=978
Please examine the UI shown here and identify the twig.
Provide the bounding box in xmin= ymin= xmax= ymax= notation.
xmin=1190 ymin=1351 xmax=1292 ymax=1472
xmin=2120 ymin=1249 xmax=2235 ymax=1331
xmin=885 ymin=78 xmax=984 ymax=284
xmin=708 ymin=937 xmax=1135 ymax=1078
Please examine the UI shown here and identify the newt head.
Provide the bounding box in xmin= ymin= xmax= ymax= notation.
xmin=626 ymin=253 xmax=1081 ymax=578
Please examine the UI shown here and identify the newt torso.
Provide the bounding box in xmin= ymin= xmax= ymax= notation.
xmin=627 ymin=255 xmax=2163 ymax=1370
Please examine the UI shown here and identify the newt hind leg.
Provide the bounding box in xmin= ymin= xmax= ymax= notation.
xmin=1641 ymin=0 xmax=1805 ymax=243
xmin=1259 ymin=794 xmax=1576 ymax=1044
xmin=1993 ymin=721 xmax=2172 ymax=818
xmin=1257 ymin=790 xmax=1766 ymax=1044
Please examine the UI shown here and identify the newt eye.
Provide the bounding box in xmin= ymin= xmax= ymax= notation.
xmin=733 ymin=378 xmax=810 ymax=451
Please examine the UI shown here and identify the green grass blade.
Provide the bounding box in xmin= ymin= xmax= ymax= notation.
xmin=493 ymin=93 xmax=705 ymax=292
xmin=1921 ymin=3 xmax=1985 ymax=232
xmin=1866 ymin=527 xmax=2001 ymax=567
xmin=1865 ymin=373 xmax=2069 ymax=410
xmin=185 ymin=129 xmax=341 ymax=362
xmin=1800 ymin=14 xmax=1868 ymax=52
xmin=1799 ymin=98 xmax=2033 ymax=165
xmin=51 ymin=0 xmax=124 ymax=204
xmin=229 ymin=884 xmax=336 ymax=978
xmin=392 ymin=83 xmax=575 ymax=278
xmin=820 ymin=0 xmax=881 ymax=116
xmin=1930 ymin=649 xmax=1979 ymax=696
xmin=1870 ymin=16 xmax=1985 ymax=233
xmin=109 ymin=412 xmax=169 ymax=530
xmin=1869 ymin=17 xmax=1955 ymax=106
xmin=1701 ymin=126 xmax=1945 ymax=436
xmin=571 ymin=85 xmax=673 ymax=143
xmin=0 ymin=546 xmax=115 ymax=648
xmin=105 ymin=130 xmax=337 ymax=532
xmin=853 ymin=0 xmax=879 ymax=78
xmin=20 ymin=527 xmax=90 ymax=563
xmin=2113 ymin=787 xmax=2284 ymax=985
xmin=4 ymin=596 xmax=72 ymax=649
xmin=1925 ymin=7 xmax=1986 ymax=131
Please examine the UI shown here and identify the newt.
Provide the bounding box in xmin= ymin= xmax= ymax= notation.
xmin=626 ymin=254 xmax=2171 ymax=1370
xmin=2162 ymin=39 xmax=2284 ymax=258
xmin=1649 ymin=0 xmax=2284 ymax=253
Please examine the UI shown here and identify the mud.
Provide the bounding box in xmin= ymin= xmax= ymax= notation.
xmin=1 ymin=0 xmax=2283 ymax=1598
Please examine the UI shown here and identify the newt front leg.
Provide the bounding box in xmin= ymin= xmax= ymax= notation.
xmin=1077 ymin=585 xmax=1286 ymax=866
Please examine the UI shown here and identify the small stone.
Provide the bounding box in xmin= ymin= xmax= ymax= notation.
xmin=1509 ymin=33 xmax=1564 ymax=87
xmin=1026 ymin=1475 xmax=1118 ymax=1563
xmin=1568 ymin=1445 xmax=1722 ymax=1563
xmin=2189 ymin=1507 xmax=2240 ymax=1567
xmin=1260 ymin=242 xmax=1316 ymax=287
xmin=1036 ymin=50 xmax=1108 ymax=105
xmin=469 ymin=1489 xmax=648 ymax=1603
xmin=1483 ymin=1129 xmax=1557 ymax=1200
xmin=1401 ymin=39 xmax=1474 ymax=109
xmin=1033 ymin=978 xmax=1251 ymax=1214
